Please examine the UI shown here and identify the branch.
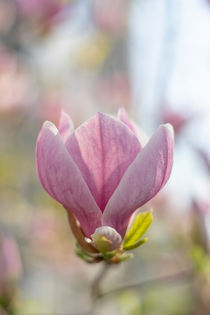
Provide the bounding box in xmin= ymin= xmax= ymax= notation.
xmin=91 ymin=263 xmax=111 ymax=300
xmin=99 ymin=268 xmax=192 ymax=298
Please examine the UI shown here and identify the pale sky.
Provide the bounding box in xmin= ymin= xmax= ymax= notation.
xmin=129 ymin=0 xmax=210 ymax=208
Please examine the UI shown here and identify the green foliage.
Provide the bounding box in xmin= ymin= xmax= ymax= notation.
xmin=190 ymin=246 xmax=210 ymax=273
xmin=138 ymin=285 xmax=193 ymax=315
xmin=123 ymin=210 xmax=153 ymax=251
xmin=118 ymin=291 xmax=142 ymax=315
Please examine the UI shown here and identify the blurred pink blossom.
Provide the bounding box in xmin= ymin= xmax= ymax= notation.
xmin=161 ymin=108 xmax=190 ymax=135
xmin=95 ymin=74 xmax=132 ymax=110
xmin=15 ymin=0 xmax=66 ymax=33
xmin=192 ymin=198 xmax=210 ymax=216
xmin=0 ymin=236 xmax=22 ymax=294
xmin=0 ymin=48 xmax=33 ymax=116
xmin=191 ymin=198 xmax=210 ymax=253
xmin=0 ymin=0 xmax=16 ymax=35
xmin=92 ymin=0 xmax=127 ymax=35
xmin=16 ymin=0 xmax=62 ymax=19
xmin=36 ymin=108 xmax=174 ymax=249
xmin=194 ymin=147 xmax=210 ymax=175
xmin=40 ymin=94 xmax=62 ymax=126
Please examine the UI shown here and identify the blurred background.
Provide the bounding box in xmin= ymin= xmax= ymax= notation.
xmin=1 ymin=0 xmax=210 ymax=314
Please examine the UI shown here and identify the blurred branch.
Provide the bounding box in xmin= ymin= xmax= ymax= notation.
xmin=0 ymin=303 xmax=14 ymax=315
xmin=91 ymin=262 xmax=111 ymax=300
xmin=0 ymin=305 xmax=8 ymax=315
xmin=88 ymin=262 xmax=111 ymax=315
xmin=88 ymin=264 xmax=192 ymax=314
xmin=99 ymin=268 xmax=193 ymax=298
xmin=156 ymin=0 xmax=180 ymax=109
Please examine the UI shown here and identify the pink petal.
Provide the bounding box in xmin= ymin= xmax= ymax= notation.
xmin=118 ymin=107 xmax=148 ymax=147
xmin=58 ymin=110 xmax=74 ymax=142
xmin=36 ymin=121 xmax=102 ymax=237
xmin=117 ymin=107 xmax=137 ymax=135
xmin=66 ymin=113 xmax=141 ymax=211
xmin=102 ymin=124 xmax=174 ymax=236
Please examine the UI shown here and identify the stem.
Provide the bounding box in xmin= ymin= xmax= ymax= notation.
xmin=91 ymin=263 xmax=111 ymax=300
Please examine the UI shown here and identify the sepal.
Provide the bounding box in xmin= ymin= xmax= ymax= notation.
xmin=75 ymin=243 xmax=103 ymax=264
xmin=118 ymin=252 xmax=134 ymax=263
xmin=74 ymin=243 xmax=134 ymax=264
xmin=107 ymin=251 xmax=133 ymax=264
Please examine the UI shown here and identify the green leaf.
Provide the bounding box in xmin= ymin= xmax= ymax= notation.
xmin=123 ymin=237 xmax=148 ymax=251
xmin=123 ymin=210 xmax=153 ymax=250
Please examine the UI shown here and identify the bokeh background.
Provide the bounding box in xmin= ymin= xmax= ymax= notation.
xmin=1 ymin=0 xmax=210 ymax=314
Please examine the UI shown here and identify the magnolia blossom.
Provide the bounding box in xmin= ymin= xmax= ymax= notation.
xmin=36 ymin=108 xmax=174 ymax=251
